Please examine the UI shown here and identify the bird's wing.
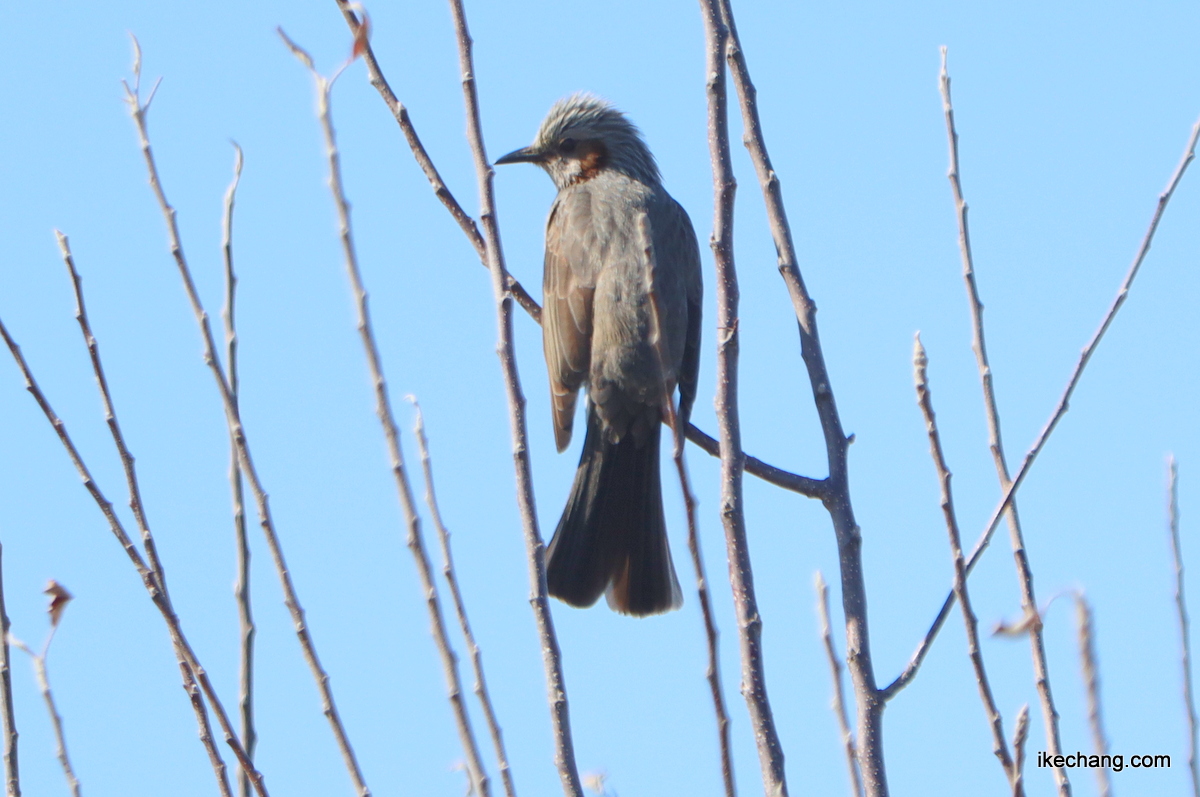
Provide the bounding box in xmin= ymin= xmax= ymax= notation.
xmin=657 ymin=196 xmax=703 ymax=428
xmin=543 ymin=189 xmax=599 ymax=451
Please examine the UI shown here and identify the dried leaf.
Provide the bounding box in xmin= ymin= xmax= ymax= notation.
xmin=44 ymin=580 xmax=73 ymax=628
xmin=348 ymin=4 xmax=372 ymax=59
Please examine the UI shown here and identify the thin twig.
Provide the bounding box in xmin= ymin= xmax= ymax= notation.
xmin=411 ymin=400 xmax=517 ymax=797
xmin=444 ymin=3 xmax=583 ymax=794
xmin=220 ymin=142 xmax=257 ymax=797
xmin=1169 ymin=457 xmax=1199 ymax=797
xmin=279 ymin=28 xmax=494 ymax=797
xmin=0 ymin=313 xmax=266 ymax=795
xmin=331 ymin=0 xmax=540 ymax=321
xmin=697 ymin=3 xmax=790 ymax=795
xmin=12 ymin=587 xmax=79 ymax=797
xmin=122 ymin=35 xmax=364 ymax=796
xmin=914 ymin=336 xmax=1020 ymax=795
xmin=815 ymin=573 xmax=863 ymax=797
xmin=934 ymin=48 xmax=1069 ymax=795
xmin=328 ymin=1 xmax=825 ymax=504
xmin=179 ymin=661 xmax=232 ymax=797
xmin=712 ymin=1 xmax=886 ymax=791
xmin=1012 ymin=705 xmax=1030 ymax=787
xmin=1073 ymin=593 xmax=1111 ymax=797
xmin=55 ymin=231 xmax=234 ymax=797
xmin=640 ymin=215 xmax=736 ymax=797
xmin=886 ymin=112 xmax=1200 ymax=702
xmin=0 ymin=546 xmax=18 ymax=797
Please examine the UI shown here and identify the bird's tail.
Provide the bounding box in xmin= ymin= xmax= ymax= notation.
xmin=546 ymin=406 xmax=682 ymax=616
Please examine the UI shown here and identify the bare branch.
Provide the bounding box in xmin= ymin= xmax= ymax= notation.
xmin=914 ymin=336 xmax=1020 ymax=794
xmin=696 ymin=3 xmax=791 ymax=794
xmin=123 ymin=36 xmax=362 ymax=796
xmin=444 ymin=2 xmax=583 ymax=793
xmin=1073 ymin=593 xmax=1111 ymax=797
xmin=0 ymin=546 xmax=18 ymax=797
xmin=330 ymin=0 xmax=541 ymax=321
xmin=1169 ymin=456 xmax=1199 ymax=797
xmin=1012 ymin=705 xmax=1030 ymax=788
xmin=411 ymin=400 xmax=517 ymax=797
xmin=815 ymin=573 xmax=863 ymax=797
xmin=329 ymin=2 xmax=822 ymax=503
xmin=220 ymin=142 xmax=257 ymax=797
xmin=714 ymin=0 xmax=886 ymax=789
xmin=56 ymin=231 xmax=234 ymax=797
xmin=932 ymin=48 xmax=1069 ymax=794
xmin=887 ymin=111 xmax=1200 ymax=702
xmin=12 ymin=590 xmax=79 ymax=797
xmin=280 ymin=30 xmax=493 ymax=796
xmin=0 ymin=310 xmax=266 ymax=796
xmin=641 ymin=215 xmax=736 ymax=797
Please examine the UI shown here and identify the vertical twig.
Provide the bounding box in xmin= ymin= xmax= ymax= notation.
xmin=1011 ymin=705 xmax=1030 ymax=789
xmin=887 ymin=112 xmax=1200 ymax=702
xmin=12 ymin=584 xmax=79 ymax=797
xmin=220 ymin=142 xmax=257 ymax=797
xmin=121 ymin=36 xmax=360 ymax=797
xmin=937 ymin=48 xmax=1070 ymax=796
xmin=443 ymin=3 xmax=583 ymax=794
xmin=0 ymin=546 xmax=18 ymax=797
xmin=914 ymin=336 xmax=1020 ymax=795
xmin=411 ymin=400 xmax=517 ymax=797
xmin=1073 ymin=593 xmax=1111 ymax=797
xmin=710 ymin=1 xmax=886 ymax=791
xmin=639 ymin=216 xmax=736 ymax=797
xmin=696 ymin=3 xmax=789 ymax=795
xmin=815 ymin=573 xmax=863 ymax=797
xmin=1169 ymin=457 xmax=1200 ymax=797
xmin=278 ymin=29 xmax=493 ymax=797
xmin=56 ymin=231 xmax=234 ymax=797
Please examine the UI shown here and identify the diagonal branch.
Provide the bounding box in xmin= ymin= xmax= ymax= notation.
xmin=411 ymin=401 xmax=518 ymax=797
xmin=443 ymin=3 xmax=582 ymax=793
xmin=933 ymin=48 xmax=1068 ymax=795
xmin=914 ymin=336 xmax=1020 ymax=795
xmin=56 ymin=231 xmax=234 ymax=797
xmin=279 ymin=28 xmax=493 ymax=797
xmin=0 ymin=311 xmax=267 ymax=796
xmin=331 ymin=0 xmax=540 ymax=322
xmin=885 ymin=111 xmax=1200 ymax=701
xmin=122 ymin=36 xmax=366 ymax=797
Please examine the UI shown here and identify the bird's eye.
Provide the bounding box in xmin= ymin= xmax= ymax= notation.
xmin=559 ymin=138 xmax=578 ymax=154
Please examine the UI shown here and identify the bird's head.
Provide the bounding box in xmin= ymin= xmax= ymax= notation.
xmin=496 ymin=93 xmax=660 ymax=190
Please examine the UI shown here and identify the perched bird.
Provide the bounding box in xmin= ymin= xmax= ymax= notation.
xmin=496 ymin=94 xmax=702 ymax=616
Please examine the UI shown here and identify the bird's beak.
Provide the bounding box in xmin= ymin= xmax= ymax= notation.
xmin=495 ymin=145 xmax=544 ymax=166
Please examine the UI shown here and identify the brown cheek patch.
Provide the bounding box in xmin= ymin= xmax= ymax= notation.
xmin=578 ymin=140 xmax=608 ymax=181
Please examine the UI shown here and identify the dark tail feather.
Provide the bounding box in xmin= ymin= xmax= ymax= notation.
xmin=546 ymin=408 xmax=682 ymax=616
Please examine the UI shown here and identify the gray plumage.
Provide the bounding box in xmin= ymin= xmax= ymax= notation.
xmin=498 ymin=94 xmax=702 ymax=616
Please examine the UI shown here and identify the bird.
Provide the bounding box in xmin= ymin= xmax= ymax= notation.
xmin=496 ymin=94 xmax=702 ymax=616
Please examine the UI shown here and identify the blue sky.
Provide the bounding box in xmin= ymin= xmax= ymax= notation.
xmin=1 ymin=1 xmax=1199 ymax=795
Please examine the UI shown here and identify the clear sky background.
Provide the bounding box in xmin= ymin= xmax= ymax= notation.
xmin=1 ymin=1 xmax=1199 ymax=795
